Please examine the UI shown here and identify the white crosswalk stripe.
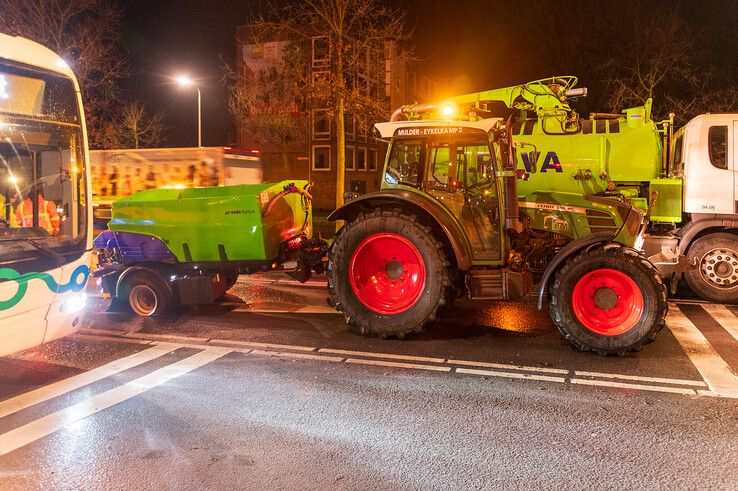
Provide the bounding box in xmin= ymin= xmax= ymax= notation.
xmin=667 ymin=304 xmax=738 ymax=398
xmin=0 ymin=347 xmax=229 ymax=456
xmin=699 ymin=304 xmax=738 ymax=343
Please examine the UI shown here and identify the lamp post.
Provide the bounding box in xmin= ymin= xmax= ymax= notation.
xmin=175 ymin=75 xmax=201 ymax=147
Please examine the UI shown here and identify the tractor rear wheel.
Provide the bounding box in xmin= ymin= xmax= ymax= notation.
xmin=684 ymin=233 xmax=738 ymax=303
xmin=548 ymin=244 xmax=667 ymax=355
xmin=328 ymin=208 xmax=453 ymax=338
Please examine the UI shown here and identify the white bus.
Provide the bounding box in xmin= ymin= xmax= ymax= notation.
xmin=0 ymin=34 xmax=92 ymax=356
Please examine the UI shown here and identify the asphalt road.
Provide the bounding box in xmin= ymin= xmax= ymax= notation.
xmin=0 ymin=276 xmax=736 ymax=489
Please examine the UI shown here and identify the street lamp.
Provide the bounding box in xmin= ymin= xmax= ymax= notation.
xmin=175 ymin=75 xmax=202 ymax=147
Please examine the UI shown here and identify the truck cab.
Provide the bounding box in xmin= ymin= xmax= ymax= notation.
xmin=675 ymin=114 xmax=737 ymax=215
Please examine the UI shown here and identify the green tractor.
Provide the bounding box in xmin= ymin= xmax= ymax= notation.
xmin=327 ymin=115 xmax=668 ymax=355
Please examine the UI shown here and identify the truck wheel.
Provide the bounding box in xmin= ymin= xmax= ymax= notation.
xmin=120 ymin=272 xmax=171 ymax=316
xmin=548 ymin=245 xmax=667 ymax=355
xmin=684 ymin=233 xmax=738 ymax=303
xmin=328 ymin=208 xmax=453 ymax=338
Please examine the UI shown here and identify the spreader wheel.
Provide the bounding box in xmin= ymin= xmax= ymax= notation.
xmin=328 ymin=208 xmax=453 ymax=338
xmin=548 ymin=244 xmax=667 ymax=355
xmin=119 ymin=271 xmax=172 ymax=317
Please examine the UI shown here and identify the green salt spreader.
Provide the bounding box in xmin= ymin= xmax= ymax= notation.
xmin=93 ymin=181 xmax=328 ymax=316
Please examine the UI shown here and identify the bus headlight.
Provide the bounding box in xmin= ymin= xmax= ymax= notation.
xmin=61 ymin=292 xmax=87 ymax=314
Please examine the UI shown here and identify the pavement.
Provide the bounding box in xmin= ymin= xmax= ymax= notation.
xmin=0 ymin=275 xmax=736 ymax=489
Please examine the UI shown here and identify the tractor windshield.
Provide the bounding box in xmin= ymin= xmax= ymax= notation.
xmin=385 ymin=139 xmax=423 ymax=187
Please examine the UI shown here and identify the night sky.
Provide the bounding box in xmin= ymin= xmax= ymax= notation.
xmin=119 ymin=0 xmax=738 ymax=147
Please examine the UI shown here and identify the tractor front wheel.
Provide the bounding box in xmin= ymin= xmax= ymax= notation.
xmin=548 ymin=244 xmax=667 ymax=355
xmin=328 ymin=209 xmax=453 ymax=338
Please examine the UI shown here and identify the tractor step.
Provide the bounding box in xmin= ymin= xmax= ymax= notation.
xmin=466 ymin=268 xmax=533 ymax=300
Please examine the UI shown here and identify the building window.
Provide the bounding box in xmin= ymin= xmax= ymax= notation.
xmin=313 ymin=110 xmax=330 ymax=139
xmin=357 ymin=147 xmax=367 ymax=171
xmin=312 ymin=71 xmax=330 ymax=105
xmin=357 ymin=120 xmax=367 ymax=141
xmin=368 ymin=148 xmax=378 ymax=171
xmin=346 ymin=146 xmax=355 ymax=171
xmin=344 ymin=112 xmax=355 ymax=139
xmin=312 ymin=145 xmax=331 ymax=171
xmin=312 ymin=37 xmax=329 ymax=67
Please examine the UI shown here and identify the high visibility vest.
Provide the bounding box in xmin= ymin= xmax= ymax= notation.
xmin=16 ymin=196 xmax=60 ymax=235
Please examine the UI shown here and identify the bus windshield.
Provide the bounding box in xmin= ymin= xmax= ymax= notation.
xmin=0 ymin=63 xmax=87 ymax=267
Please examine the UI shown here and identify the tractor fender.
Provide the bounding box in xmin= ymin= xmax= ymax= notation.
xmin=115 ymin=264 xmax=173 ymax=299
xmin=329 ymin=190 xmax=474 ymax=270
xmin=536 ymin=232 xmax=615 ymax=310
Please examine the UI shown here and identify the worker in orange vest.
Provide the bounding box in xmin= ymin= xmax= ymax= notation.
xmin=16 ymin=192 xmax=61 ymax=235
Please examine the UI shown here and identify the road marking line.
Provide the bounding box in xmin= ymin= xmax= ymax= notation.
xmin=666 ymin=307 xmax=738 ymax=398
xmin=71 ymin=334 xmax=153 ymax=345
xmin=345 ymin=358 xmax=452 ymax=372
xmin=571 ymin=378 xmax=698 ymax=396
xmin=573 ymin=371 xmax=707 ymax=387
xmin=69 ymin=331 xmax=734 ymax=398
xmin=700 ymin=304 xmax=738 ymax=343
xmin=456 ymin=367 xmax=566 ymax=383
xmin=319 ymin=348 xmax=445 ymax=364
xmin=250 ymin=349 xmax=344 ymax=363
xmin=122 ymin=332 xmax=211 ymax=344
xmin=0 ymin=348 xmax=228 ymax=456
xmin=0 ymin=345 xmax=177 ymax=420
xmin=209 ymin=339 xmax=317 ymax=352
xmin=449 ymin=359 xmax=569 ymax=375
xmin=77 ymin=327 xmax=126 ymax=337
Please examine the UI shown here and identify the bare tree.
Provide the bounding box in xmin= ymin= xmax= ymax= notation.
xmin=600 ymin=11 xmax=697 ymax=117
xmin=108 ymin=101 xmax=166 ymax=149
xmin=225 ymin=41 xmax=307 ymax=169
xmin=247 ymin=0 xmax=412 ymax=216
xmin=0 ymin=0 xmax=128 ymax=148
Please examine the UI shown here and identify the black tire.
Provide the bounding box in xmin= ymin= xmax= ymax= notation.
xmin=327 ymin=208 xmax=453 ymax=338
xmin=548 ymin=244 xmax=668 ymax=356
xmin=684 ymin=233 xmax=738 ymax=303
xmin=119 ymin=271 xmax=172 ymax=316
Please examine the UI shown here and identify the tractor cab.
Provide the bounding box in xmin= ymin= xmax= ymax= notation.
xmin=374 ymin=118 xmax=510 ymax=263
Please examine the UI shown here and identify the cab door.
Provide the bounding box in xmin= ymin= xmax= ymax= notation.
xmin=425 ymin=135 xmax=502 ymax=262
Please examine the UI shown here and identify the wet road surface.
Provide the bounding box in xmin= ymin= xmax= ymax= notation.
xmin=0 ymin=275 xmax=736 ymax=489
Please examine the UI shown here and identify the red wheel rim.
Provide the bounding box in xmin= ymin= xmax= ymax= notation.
xmin=571 ymin=268 xmax=644 ymax=336
xmin=349 ymin=233 xmax=426 ymax=314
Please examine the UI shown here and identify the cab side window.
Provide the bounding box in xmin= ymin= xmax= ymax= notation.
xmin=428 ymin=142 xmax=452 ymax=187
xmin=708 ymin=126 xmax=728 ymax=170
xmin=386 ymin=140 xmax=423 ymax=186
